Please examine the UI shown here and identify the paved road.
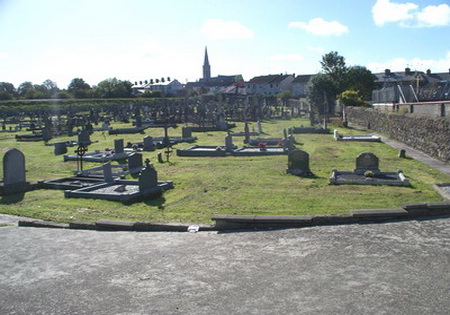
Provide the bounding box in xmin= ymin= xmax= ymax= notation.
xmin=1 ymin=217 xmax=449 ymax=314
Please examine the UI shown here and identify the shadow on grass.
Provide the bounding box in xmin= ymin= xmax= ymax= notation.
xmin=0 ymin=193 xmax=25 ymax=204
xmin=144 ymin=196 xmax=166 ymax=210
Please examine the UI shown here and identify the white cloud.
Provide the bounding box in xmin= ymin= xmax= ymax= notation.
xmin=201 ymin=19 xmax=254 ymax=40
xmin=289 ymin=18 xmax=348 ymax=36
xmin=366 ymin=51 xmax=450 ymax=73
xmin=417 ymin=4 xmax=450 ymax=27
xmin=372 ymin=0 xmax=450 ymax=27
xmin=270 ymin=53 xmax=303 ymax=62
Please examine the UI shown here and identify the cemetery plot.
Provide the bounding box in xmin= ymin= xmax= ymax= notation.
xmin=289 ymin=126 xmax=330 ymax=134
xmin=329 ymin=152 xmax=410 ymax=186
xmin=65 ymin=162 xmax=173 ymax=203
xmin=64 ymin=139 xmax=134 ymax=163
xmin=333 ymin=129 xmax=381 ymax=142
xmin=177 ymin=135 xmax=289 ymax=157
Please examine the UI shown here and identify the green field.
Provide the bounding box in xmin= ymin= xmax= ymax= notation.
xmin=1 ymin=118 xmax=449 ymax=224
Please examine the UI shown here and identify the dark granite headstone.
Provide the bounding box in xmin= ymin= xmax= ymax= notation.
xmin=286 ymin=149 xmax=311 ymax=176
xmin=139 ymin=164 xmax=158 ymax=191
xmin=182 ymin=126 xmax=192 ymax=138
xmin=114 ymin=139 xmax=124 ymax=154
xmin=103 ymin=163 xmax=114 ymax=183
xmin=143 ymin=136 xmax=155 ymax=151
xmin=78 ymin=130 xmax=91 ymax=146
xmin=128 ymin=153 xmax=143 ymax=170
xmin=54 ymin=142 xmax=68 ymax=155
xmin=225 ymin=135 xmax=234 ymax=152
xmin=355 ymin=152 xmax=380 ymax=174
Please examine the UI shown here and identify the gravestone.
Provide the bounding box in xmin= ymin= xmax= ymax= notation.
xmin=143 ymin=136 xmax=155 ymax=151
xmin=138 ymin=164 xmax=158 ymax=191
xmin=225 ymin=135 xmax=234 ymax=152
xmin=135 ymin=115 xmax=143 ymax=128
xmin=355 ymin=152 xmax=380 ymax=174
xmin=78 ymin=130 xmax=91 ymax=146
xmin=244 ymin=123 xmax=250 ymax=143
xmin=286 ymin=149 xmax=311 ymax=176
xmin=2 ymin=148 xmax=30 ymax=194
xmin=102 ymin=163 xmax=114 ymax=183
xmin=54 ymin=142 xmax=68 ymax=155
xmin=257 ymin=121 xmax=263 ymax=134
xmin=42 ymin=127 xmax=52 ymax=142
xmin=128 ymin=153 xmax=143 ymax=171
xmin=398 ymin=149 xmax=406 ymax=158
xmin=182 ymin=126 xmax=192 ymax=139
xmin=114 ymin=139 xmax=124 ymax=154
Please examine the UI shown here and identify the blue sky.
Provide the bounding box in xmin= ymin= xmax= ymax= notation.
xmin=0 ymin=0 xmax=449 ymax=89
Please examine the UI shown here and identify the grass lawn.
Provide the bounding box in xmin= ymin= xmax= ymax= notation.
xmin=1 ymin=117 xmax=449 ymax=224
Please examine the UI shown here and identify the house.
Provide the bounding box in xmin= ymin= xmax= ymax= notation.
xmin=292 ymin=74 xmax=314 ymax=98
xmin=246 ymin=74 xmax=295 ymax=96
xmin=132 ymin=79 xmax=183 ymax=97
xmin=372 ymin=68 xmax=450 ymax=104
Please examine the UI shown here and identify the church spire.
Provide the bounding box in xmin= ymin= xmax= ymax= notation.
xmin=203 ymin=46 xmax=211 ymax=80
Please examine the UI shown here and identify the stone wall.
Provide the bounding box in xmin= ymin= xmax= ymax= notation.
xmin=346 ymin=106 xmax=450 ymax=162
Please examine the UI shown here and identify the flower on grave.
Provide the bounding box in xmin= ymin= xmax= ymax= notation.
xmin=258 ymin=142 xmax=267 ymax=148
xmin=277 ymin=142 xmax=283 ymax=147
xmin=364 ymin=171 xmax=375 ymax=177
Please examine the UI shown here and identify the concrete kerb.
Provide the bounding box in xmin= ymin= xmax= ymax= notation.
xmin=15 ymin=201 xmax=450 ymax=232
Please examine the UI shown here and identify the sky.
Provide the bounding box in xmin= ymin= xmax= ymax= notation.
xmin=0 ymin=0 xmax=449 ymax=89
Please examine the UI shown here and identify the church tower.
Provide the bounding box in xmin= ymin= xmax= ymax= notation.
xmin=203 ymin=47 xmax=211 ymax=81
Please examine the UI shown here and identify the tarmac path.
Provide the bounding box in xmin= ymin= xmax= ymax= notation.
xmin=1 ymin=217 xmax=449 ymax=314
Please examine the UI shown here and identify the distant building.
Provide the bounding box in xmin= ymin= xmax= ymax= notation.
xmin=132 ymin=78 xmax=183 ymax=96
xmin=246 ymin=74 xmax=295 ymax=96
xmin=186 ymin=47 xmax=245 ymax=95
xmin=372 ymin=68 xmax=450 ymax=104
xmin=292 ymin=74 xmax=314 ymax=98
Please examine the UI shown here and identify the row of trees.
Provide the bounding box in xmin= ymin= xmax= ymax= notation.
xmin=0 ymin=78 xmax=136 ymax=100
xmin=307 ymin=51 xmax=376 ymax=117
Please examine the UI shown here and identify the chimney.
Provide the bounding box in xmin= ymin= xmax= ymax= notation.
xmin=405 ymin=67 xmax=411 ymax=75
xmin=385 ymin=69 xmax=391 ymax=75
xmin=426 ymin=69 xmax=431 ymax=75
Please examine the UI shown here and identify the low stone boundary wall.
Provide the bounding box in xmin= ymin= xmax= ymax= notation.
xmin=18 ymin=201 xmax=450 ymax=232
xmin=345 ymin=106 xmax=450 ymax=162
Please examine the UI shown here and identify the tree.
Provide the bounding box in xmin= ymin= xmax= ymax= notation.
xmin=17 ymin=81 xmax=34 ymax=98
xmin=94 ymin=78 xmax=133 ymax=98
xmin=345 ymin=66 xmax=376 ymax=99
xmin=320 ymin=51 xmax=348 ymax=94
xmin=42 ymin=79 xmax=59 ymax=94
xmin=341 ymin=90 xmax=367 ymax=107
xmin=307 ymin=73 xmax=337 ymax=116
xmin=0 ymin=82 xmax=16 ymax=100
xmin=68 ymin=78 xmax=92 ymax=98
